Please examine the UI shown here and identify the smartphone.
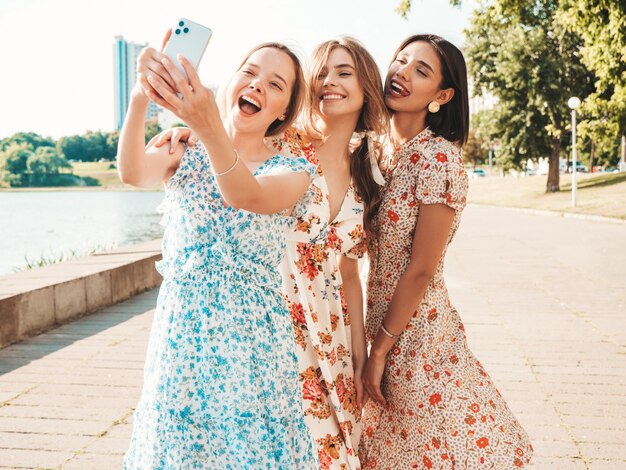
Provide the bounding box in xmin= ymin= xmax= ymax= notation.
xmin=163 ymin=18 xmax=212 ymax=83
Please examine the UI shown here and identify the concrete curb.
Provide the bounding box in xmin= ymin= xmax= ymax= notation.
xmin=0 ymin=239 xmax=162 ymax=349
xmin=469 ymin=203 xmax=626 ymax=225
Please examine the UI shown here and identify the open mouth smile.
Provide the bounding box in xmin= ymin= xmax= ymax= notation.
xmin=238 ymin=95 xmax=262 ymax=115
xmin=388 ymin=79 xmax=410 ymax=98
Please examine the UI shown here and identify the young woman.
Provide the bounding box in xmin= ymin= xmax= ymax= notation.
xmin=119 ymin=42 xmax=318 ymax=468
xmin=271 ymin=38 xmax=388 ymax=469
xmin=359 ymin=35 xmax=533 ymax=469
xmin=151 ymin=37 xmax=389 ymax=470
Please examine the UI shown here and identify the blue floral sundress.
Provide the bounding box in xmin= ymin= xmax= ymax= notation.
xmin=124 ymin=144 xmax=318 ymax=469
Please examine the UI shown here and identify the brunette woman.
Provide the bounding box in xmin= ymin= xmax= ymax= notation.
xmin=360 ymin=34 xmax=533 ymax=469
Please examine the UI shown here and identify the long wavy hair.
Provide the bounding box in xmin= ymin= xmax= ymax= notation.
xmin=305 ymin=37 xmax=389 ymax=237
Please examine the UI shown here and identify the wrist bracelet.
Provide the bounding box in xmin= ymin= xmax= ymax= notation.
xmin=380 ymin=320 xmax=400 ymax=339
xmin=213 ymin=151 xmax=240 ymax=177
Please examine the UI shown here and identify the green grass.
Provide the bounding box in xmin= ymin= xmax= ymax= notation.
xmin=71 ymin=162 xmax=114 ymax=172
xmin=72 ymin=161 xmax=124 ymax=188
xmin=12 ymin=242 xmax=118 ymax=272
xmin=468 ymin=171 xmax=626 ymax=220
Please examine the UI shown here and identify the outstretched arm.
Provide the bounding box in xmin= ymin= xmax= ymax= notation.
xmin=147 ymin=55 xmax=310 ymax=214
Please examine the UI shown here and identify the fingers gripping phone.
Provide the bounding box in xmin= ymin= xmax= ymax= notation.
xmin=163 ymin=19 xmax=212 ymax=83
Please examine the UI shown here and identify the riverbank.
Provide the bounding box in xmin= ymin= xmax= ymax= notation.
xmin=0 ymin=162 xmax=161 ymax=191
xmin=468 ymin=172 xmax=626 ymax=220
xmin=0 ymin=191 xmax=164 ymax=275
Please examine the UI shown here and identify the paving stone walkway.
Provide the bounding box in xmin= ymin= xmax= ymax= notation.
xmin=1 ymin=205 xmax=625 ymax=469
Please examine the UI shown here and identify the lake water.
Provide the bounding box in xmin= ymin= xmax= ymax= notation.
xmin=0 ymin=191 xmax=165 ymax=275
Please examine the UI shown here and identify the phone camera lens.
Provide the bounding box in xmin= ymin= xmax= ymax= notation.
xmin=178 ymin=21 xmax=184 ymax=27
xmin=175 ymin=29 xmax=181 ymax=35
xmin=183 ymin=27 xmax=189 ymax=33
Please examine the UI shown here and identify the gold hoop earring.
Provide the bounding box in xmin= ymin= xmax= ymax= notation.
xmin=428 ymin=101 xmax=440 ymax=113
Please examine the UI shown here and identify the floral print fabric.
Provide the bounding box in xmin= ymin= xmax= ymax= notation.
xmin=271 ymin=129 xmax=365 ymax=470
xmin=359 ymin=129 xmax=533 ymax=469
xmin=124 ymin=143 xmax=318 ymax=469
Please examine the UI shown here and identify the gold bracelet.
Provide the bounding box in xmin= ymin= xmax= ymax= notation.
xmin=213 ymin=151 xmax=240 ymax=177
xmin=380 ymin=320 xmax=400 ymax=339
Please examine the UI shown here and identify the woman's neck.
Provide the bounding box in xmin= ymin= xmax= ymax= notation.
xmin=226 ymin=122 xmax=272 ymax=163
xmin=391 ymin=110 xmax=427 ymax=146
xmin=314 ymin=115 xmax=358 ymax=170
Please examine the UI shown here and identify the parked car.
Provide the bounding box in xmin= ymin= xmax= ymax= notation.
xmin=561 ymin=162 xmax=589 ymax=173
xmin=572 ymin=162 xmax=589 ymax=173
xmin=469 ymin=168 xmax=487 ymax=178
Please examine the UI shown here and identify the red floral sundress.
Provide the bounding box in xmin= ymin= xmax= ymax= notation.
xmin=359 ymin=129 xmax=533 ymax=469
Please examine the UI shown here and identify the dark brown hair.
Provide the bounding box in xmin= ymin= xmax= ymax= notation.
xmin=391 ymin=34 xmax=469 ymax=145
xmin=306 ymin=37 xmax=390 ymax=237
xmin=237 ymin=43 xmax=306 ymax=137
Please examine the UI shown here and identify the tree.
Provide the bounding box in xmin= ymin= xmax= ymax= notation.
xmin=56 ymin=134 xmax=86 ymax=161
xmin=397 ymin=0 xmax=625 ymax=177
xmin=465 ymin=0 xmax=595 ymax=191
xmin=464 ymin=128 xmax=487 ymax=168
xmin=467 ymin=0 xmax=626 ymax=170
xmin=0 ymin=132 xmax=55 ymax=152
xmin=26 ymin=147 xmax=72 ymax=185
xmin=1 ymin=143 xmax=32 ymax=186
xmin=557 ymin=0 xmax=626 ymax=166
xmin=83 ymin=131 xmax=109 ymax=162
xmin=106 ymin=131 xmax=120 ymax=159
xmin=396 ymin=0 xmax=461 ymax=19
xmin=145 ymin=122 xmax=162 ymax=145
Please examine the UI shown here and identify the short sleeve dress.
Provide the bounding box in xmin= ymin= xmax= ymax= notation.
xmin=359 ymin=129 xmax=533 ymax=469
xmin=123 ymin=143 xmax=318 ymax=469
xmin=270 ymin=129 xmax=366 ymax=470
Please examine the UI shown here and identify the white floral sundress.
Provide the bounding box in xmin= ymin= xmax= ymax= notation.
xmin=124 ymin=143 xmax=318 ymax=469
xmin=271 ymin=129 xmax=366 ymax=469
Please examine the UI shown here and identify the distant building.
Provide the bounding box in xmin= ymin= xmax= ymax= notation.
xmin=112 ymin=36 xmax=159 ymax=130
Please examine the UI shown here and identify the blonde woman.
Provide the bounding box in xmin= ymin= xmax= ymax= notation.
xmin=120 ymin=41 xmax=318 ymax=468
xmin=272 ymin=38 xmax=388 ymax=469
xmin=153 ymin=37 xmax=389 ymax=469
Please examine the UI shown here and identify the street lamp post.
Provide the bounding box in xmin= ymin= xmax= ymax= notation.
xmin=568 ymin=97 xmax=581 ymax=207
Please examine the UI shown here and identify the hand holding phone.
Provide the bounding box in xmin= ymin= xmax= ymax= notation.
xmin=163 ymin=19 xmax=212 ymax=84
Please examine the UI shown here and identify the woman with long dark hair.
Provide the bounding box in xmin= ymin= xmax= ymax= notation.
xmin=360 ymin=34 xmax=533 ymax=469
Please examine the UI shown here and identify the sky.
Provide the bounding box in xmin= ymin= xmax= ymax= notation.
xmin=0 ymin=0 xmax=477 ymax=139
